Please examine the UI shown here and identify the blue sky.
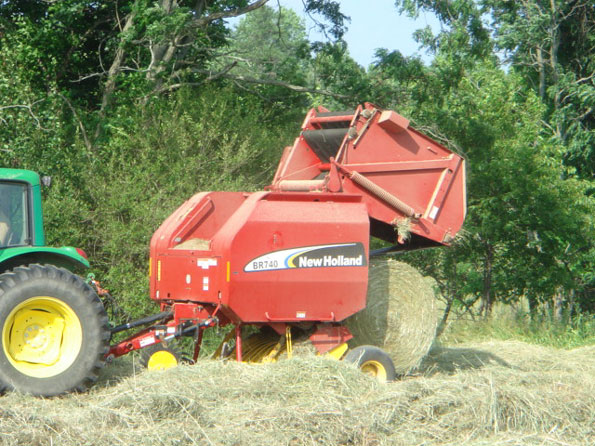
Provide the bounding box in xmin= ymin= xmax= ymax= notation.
xmin=277 ymin=0 xmax=440 ymax=67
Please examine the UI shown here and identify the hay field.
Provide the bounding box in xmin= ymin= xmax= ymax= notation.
xmin=1 ymin=340 xmax=593 ymax=446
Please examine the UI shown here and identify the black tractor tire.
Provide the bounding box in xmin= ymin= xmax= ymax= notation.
xmin=344 ymin=345 xmax=397 ymax=383
xmin=0 ymin=264 xmax=110 ymax=396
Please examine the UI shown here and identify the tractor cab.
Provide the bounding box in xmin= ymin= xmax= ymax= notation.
xmin=0 ymin=168 xmax=89 ymax=273
xmin=0 ymin=179 xmax=32 ymax=248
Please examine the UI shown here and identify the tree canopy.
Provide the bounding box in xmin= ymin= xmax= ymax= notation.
xmin=0 ymin=0 xmax=593 ymax=319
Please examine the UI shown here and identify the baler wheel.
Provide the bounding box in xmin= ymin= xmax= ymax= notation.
xmin=141 ymin=344 xmax=181 ymax=371
xmin=344 ymin=345 xmax=396 ymax=383
xmin=0 ymin=265 xmax=109 ymax=396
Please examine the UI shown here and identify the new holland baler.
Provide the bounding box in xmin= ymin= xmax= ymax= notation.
xmin=107 ymin=102 xmax=466 ymax=379
xmin=0 ymin=103 xmax=465 ymax=396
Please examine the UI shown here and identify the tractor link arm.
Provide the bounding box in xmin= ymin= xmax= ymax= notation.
xmin=110 ymin=311 xmax=173 ymax=334
xmin=107 ymin=314 xmax=218 ymax=359
xmin=176 ymin=316 xmax=219 ymax=338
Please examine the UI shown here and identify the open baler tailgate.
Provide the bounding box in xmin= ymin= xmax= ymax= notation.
xmin=272 ymin=103 xmax=466 ymax=249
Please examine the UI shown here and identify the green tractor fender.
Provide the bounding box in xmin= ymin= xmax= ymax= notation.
xmin=0 ymin=245 xmax=90 ymax=274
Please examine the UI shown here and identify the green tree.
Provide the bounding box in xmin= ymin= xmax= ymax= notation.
xmin=396 ymin=0 xmax=595 ymax=178
xmin=486 ymin=0 xmax=595 ymax=178
xmin=224 ymin=5 xmax=312 ymax=108
xmin=0 ymin=0 xmax=350 ymax=147
xmin=306 ymin=41 xmax=371 ymax=109
xmin=231 ymin=5 xmax=310 ymax=81
xmin=415 ymin=64 xmax=592 ymax=317
xmin=385 ymin=0 xmax=595 ymax=318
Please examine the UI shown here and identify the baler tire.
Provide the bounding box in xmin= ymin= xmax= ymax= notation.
xmin=0 ymin=264 xmax=110 ymax=396
xmin=141 ymin=344 xmax=181 ymax=371
xmin=344 ymin=345 xmax=396 ymax=383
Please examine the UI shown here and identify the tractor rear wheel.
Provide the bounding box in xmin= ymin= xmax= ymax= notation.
xmin=344 ymin=345 xmax=396 ymax=383
xmin=0 ymin=264 xmax=109 ymax=396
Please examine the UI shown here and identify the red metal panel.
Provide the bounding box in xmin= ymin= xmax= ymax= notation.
xmin=153 ymin=254 xmax=221 ymax=303
xmin=150 ymin=191 xmax=370 ymax=325
xmin=268 ymin=103 xmax=466 ymax=247
xmin=338 ymin=108 xmax=466 ymax=243
xmin=309 ymin=114 xmax=355 ymax=127
xmin=309 ymin=325 xmax=353 ymax=354
xmin=377 ymin=110 xmax=409 ymax=133
xmin=169 ymin=197 xmax=214 ymax=245
xmin=150 ymin=191 xmax=246 ymax=301
xmin=217 ymin=192 xmax=370 ymax=323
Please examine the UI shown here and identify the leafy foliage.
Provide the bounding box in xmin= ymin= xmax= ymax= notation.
xmin=383 ymin=0 xmax=595 ymax=317
xmin=43 ymin=88 xmax=296 ymax=317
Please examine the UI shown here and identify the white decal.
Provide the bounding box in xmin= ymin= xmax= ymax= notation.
xmin=197 ymin=258 xmax=218 ymax=269
xmin=140 ymin=337 xmax=156 ymax=348
xmin=244 ymin=243 xmax=365 ymax=272
xmin=429 ymin=206 xmax=440 ymax=220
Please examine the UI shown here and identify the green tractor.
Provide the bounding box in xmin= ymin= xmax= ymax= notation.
xmin=0 ymin=168 xmax=109 ymax=396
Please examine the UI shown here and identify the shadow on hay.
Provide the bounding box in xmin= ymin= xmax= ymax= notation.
xmin=95 ymin=354 xmax=143 ymax=387
xmin=417 ymin=345 xmax=514 ymax=375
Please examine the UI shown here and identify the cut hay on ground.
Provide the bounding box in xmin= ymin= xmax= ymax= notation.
xmin=1 ymin=340 xmax=592 ymax=446
xmin=346 ymin=257 xmax=439 ymax=374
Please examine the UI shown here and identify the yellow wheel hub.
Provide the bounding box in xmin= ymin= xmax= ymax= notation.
xmin=147 ymin=350 xmax=178 ymax=371
xmin=2 ymin=297 xmax=82 ymax=378
xmin=360 ymin=360 xmax=387 ymax=382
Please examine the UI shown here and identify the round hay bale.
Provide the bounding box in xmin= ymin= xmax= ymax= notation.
xmin=345 ymin=257 xmax=439 ymax=375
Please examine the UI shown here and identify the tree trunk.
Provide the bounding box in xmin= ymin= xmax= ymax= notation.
xmin=94 ymin=7 xmax=138 ymax=142
xmin=147 ymin=0 xmax=180 ymax=84
xmin=548 ymin=0 xmax=564 ymax=140
xmin=435 ymin=297 xmax=452 ymax=338
xmin=567 ymin=289 xmax=575 ymax=319
xmin=536 ymin=47 xmax=546 ymax=100
xmin=552 ymin=289 xmax=564 ymax=322
xmin=480 ymin=243 xmax=494 ymax=318
xmin=527 ymin=295 xmax=538 ymax=320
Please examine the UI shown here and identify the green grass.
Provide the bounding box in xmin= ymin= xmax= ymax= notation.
xmin=441 ymin=310 xmax=595 ymax=349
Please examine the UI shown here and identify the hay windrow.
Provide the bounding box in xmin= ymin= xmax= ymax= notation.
xmin=0 ymin=341 xmax=593 ymax=446
xmin=345 ymin=257 xmax=439 ymax=374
